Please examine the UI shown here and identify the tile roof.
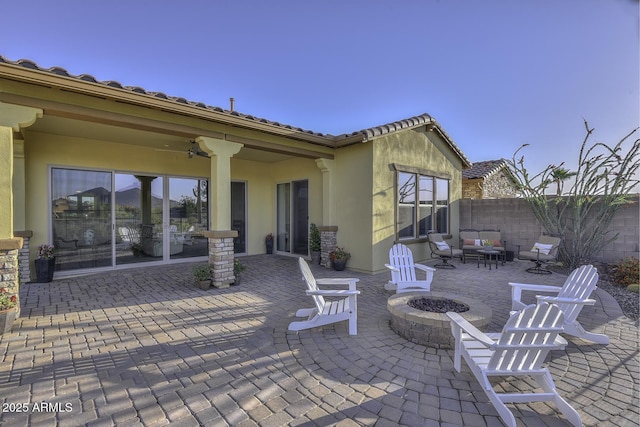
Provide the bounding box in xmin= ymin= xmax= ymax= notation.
xmin=462 ymin=159 xmax=509 ymax=179
xmin=0 ymin=55 xmax=471 ymax=166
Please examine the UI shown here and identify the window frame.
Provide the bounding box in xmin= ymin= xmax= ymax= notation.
xmin=395 ymin=167 xmax=451 ymax=242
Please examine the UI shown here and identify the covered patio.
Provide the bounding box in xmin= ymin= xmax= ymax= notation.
xmin=0 ymin=256 xmax=637 ymax=426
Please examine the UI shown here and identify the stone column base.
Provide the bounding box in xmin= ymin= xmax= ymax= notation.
xmin=15 ymin=231 xmax=32 ymax=283
xmin=203 ymin=230 xmax=238 ymax=288
xmin=0 ymin=238 xmax=24 ymax=318
xmin=318 ymin=226 xmax=338 ymax=268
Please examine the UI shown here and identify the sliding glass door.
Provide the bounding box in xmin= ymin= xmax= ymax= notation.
xmin=168 ymin=178 xmax=209 ymax=259
xmin=276 ymin=180 xmax=308 ymax=256
xmin=115 ymin=174 xmax=163 ymax=265
xmin=52 ymin=168 xmax=113 ymax=271
xmin=52 ymin=167 xmax=209 ymax=273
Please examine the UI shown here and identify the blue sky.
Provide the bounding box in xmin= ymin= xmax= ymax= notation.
xmin=1 ymin=0 xmax=638 ymax=175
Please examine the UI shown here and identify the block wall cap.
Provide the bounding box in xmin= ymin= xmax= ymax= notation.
xmin=0 ymin=238 xmax=24 ymax=250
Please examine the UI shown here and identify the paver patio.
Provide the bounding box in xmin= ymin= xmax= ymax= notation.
xmin=0 ymin=255 xmax=637 ymax=426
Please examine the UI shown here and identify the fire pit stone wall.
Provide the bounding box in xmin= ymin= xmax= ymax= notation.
xmin=387 ymin=291 xmax=492 ymax=349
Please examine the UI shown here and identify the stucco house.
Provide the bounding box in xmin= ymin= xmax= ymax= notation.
xmin=0 ymin=56 xmax=471 ymax=288
xmin=462 ymin=159 xmax=518 ymax=200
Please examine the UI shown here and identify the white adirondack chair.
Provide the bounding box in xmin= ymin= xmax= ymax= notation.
xmin=510 ymin=264 xmax=609 ymax=345
xmin=448 ymin=302 xmax=582 ymax=427
xmin=384 ymin=243 xmax=436 ymax=293
xmin=288 ymin=258 xmax=360 ymax=335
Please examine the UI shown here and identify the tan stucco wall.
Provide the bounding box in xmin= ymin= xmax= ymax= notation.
xmin=235 ymin=156 xmax=323 ymax=255
xmin=371 ymin=128 xmax=463 ymax=272
xmin=0 ymin=126 xmax=13 ymax=238
xmin=332 ymin=143 xmax=374 ymax=272
xmin=22 ymin=130 xmax=323 ymax=260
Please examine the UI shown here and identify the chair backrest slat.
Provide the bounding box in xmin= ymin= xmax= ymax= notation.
xmin=556 ymin=264 xmax=598 ymax=322
xmin=489 ymin=303 xmax=564 ymax=372
xmin=299 ymin=258 xmax=325 ymax=312
xmin=389 ymin=244 xmax=417 ymax=282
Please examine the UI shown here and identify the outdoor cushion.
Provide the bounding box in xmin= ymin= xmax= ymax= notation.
xmin=436 ymin=241 xmax=450 ymax=250
xmin=531 ymin=242 xmax=553 ymax=255
xmin=463 ymin=239 xmax=482 ymax=246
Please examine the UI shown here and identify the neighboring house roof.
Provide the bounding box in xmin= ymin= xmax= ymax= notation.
xmin=462 ymin=159 xmax=510 ymax=179
xmin=0 ymin=55 xmax=471 ymax=167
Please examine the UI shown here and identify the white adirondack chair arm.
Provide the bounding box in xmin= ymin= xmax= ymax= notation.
xmin=315 ymin=278 xmax=359 ymax=285
xmin=306 ymin=289 xmax=360 ymax=297
xmin=511 ymin=282 xmax=562 ymax=310
xmin=446 ymin=312 xmax=496 ymax=348
xmin=509 ymin=282 xmax=563 ymax=293
xmin=414 ymin=264 xmax=437 ymax=273
xmin=536 ymin=295 xmax=596 ymax=306
xmin=315 ymin=278 xmax=359 ymax=291
xmin=384 ymin=264 xmax=400 ymax=272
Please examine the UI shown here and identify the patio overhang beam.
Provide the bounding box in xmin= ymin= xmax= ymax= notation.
xmin=0 ymin=93 xmax=334 ymax=160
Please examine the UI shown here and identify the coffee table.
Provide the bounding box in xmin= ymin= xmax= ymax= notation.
xmin=477 ymin=249 xmax=501 ymax=270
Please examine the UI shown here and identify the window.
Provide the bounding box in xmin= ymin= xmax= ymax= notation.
xmin=397 ymin=171 xmax=449 ymax=239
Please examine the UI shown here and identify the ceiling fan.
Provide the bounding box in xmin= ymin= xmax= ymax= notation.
xmin=154 ymin=140 xmax=210 ymax=158
xmin=187 ymin=140 xmax=211 ymax=158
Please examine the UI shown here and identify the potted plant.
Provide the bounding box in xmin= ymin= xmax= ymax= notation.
xmin=482 ymin=239 xmax=494 ymax=251
xmin=0 ymin=288 xmax=17 ymax=334
xmin=265 ymin=233 xmax=274 ymax=254
xmin=309 ymin=223 xmax=321 ymax=265
xmin=329 ymin=247 xmax=351 ymax=271
xmin=35 ymin=244 xmax=55 ymax=283
xmin=233 ymin=259 xmax=247 ymax=286
xmin=192 ymin=264 xmax=212 ymax=290
xmin=130 ymin=242 xmax=143 ymax=257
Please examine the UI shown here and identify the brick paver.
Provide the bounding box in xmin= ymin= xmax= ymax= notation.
xmin=0 ymin=255 xmax=637 ymax=426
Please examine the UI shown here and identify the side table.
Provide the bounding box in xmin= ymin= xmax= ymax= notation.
xmin=477 ymin=249 xmax=501 ymax=270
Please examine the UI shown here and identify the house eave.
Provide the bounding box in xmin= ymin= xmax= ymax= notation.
xmin=0 ymin=61 xmax=337 ymax=148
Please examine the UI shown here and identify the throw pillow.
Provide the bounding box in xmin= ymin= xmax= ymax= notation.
xmin=531 ymin=242 xmax=553 ymax=255
xmin=463 ymin=239 xmax=476 ymax=246
xmin=474 ymin=239 xmax=482 ymax=246
xmin=435 ymin=241 xmax=450 ymax=251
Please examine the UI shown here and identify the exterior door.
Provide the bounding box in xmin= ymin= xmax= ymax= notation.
xmin=276 ymin=180 xmax=308 ymax=255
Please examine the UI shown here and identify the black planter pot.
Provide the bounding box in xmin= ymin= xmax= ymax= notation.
xmin=35 ymin=258 xmax=55 ymax=283
xmin=332 ymin=259 xmax=347 ymax=271
xmin=266 ymin=240 xmax=274 ymax=254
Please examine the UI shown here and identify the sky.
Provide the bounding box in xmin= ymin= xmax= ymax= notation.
xmin=1 ymin=0 xmax=638 ymax=176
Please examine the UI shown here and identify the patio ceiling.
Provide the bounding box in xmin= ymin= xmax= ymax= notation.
xmin=23 ymin=114 xmax=300 ymax=163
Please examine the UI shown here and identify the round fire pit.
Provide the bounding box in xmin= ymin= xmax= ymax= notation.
xmin=387 ymin=292 xmax=492 ymax=349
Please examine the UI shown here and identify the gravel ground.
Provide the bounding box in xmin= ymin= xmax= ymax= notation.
xmin=549 ymin=264 xmax=639 ymax=322
xmin=598 ymin=279 xmax=639 ymax=322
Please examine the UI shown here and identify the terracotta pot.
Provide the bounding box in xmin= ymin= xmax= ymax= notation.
xmin=0 ymin=308 xmax=17 ymax=334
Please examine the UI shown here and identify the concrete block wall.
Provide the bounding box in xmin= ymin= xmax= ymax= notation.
xmin=460 ymin=195 xmax=639 ymax=265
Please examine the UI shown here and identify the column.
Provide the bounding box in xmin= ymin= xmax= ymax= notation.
xmin=196 ymin=137 xmax=243 ymax=287
xmin=0 ymin=101 xmax=42 ymax=318
xmin=316 ymin=159 xmax=338 ymax=267
xmin=196 ymin=137 xmax=243 ymax=230
xmin=315 ymin=158 xmax=336 ymax=226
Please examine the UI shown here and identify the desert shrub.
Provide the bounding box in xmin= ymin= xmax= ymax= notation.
xmin=627 ymin=284 xmax=640 ymax=293
xmin=611 ymin=257 xmax=639 ymax=287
